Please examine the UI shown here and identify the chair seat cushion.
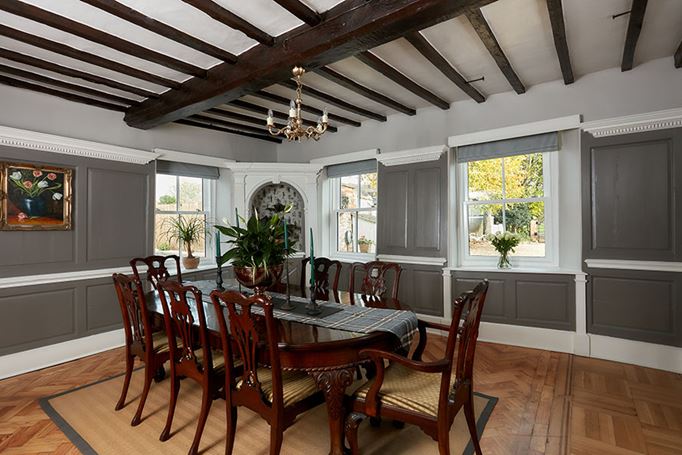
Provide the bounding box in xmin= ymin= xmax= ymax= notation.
xmin=151 ymin=331 xmax=171 ymax=354
xmin=193 ymin=347 xmax=227 ymax=373
xmin=238 ymin=368 xmax=319 ymax=407
xmin=354 ymin=363 xmax=449 ymax=417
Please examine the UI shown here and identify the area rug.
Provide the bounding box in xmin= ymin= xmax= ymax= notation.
xmin=40 ymin=368 xmax=497 ymax=455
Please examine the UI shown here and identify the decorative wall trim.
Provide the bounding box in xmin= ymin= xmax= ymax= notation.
xmin=448 ymin=115 xmax=581 ymax=147
xmin=376 ymin=145 xmax=447 ymax=167
xmin=226 ymin=162 xmax=324 ymax=175
xmin=0 ymin=125 xmax=158 ymax=165
xmin=376 ymin=254 xmax=447 ymax=266
xmin=589 ymin=334 xmax=682 ymax=374
xmin=153 ymin=148 xmax=235 ymax=167
xmin=0 ymin=329 xmax=125 ymax=380
xmin=585 ymin=259 xmax=682 ymax=273
xmin=581 ymin=107 xmax=682 ymax=138
xmin=0 ymin=263 xmax=216 ymax=289
xmin=479 ymin=322 xmax=576 ymax=354
xmin=447 ymin=266 xmax=585 ymax=275
xmin=310 ymin=148 xmax=379 ymax=166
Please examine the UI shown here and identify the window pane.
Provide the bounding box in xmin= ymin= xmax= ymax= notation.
xmin=337 ymin=212 xmax=354 ymax=252
xmin=178 ymin=176 xmax=203 ymax=212
xmin=360 ymin=173 xmax=377 ymax=208
xmin=505 ymin=202 xmax=545 ymax=257
xmin=358 ymin=210 xmax=377 ymax=254
xmin=467 ymin=158 xmax=502 ymax=201
xmin=504 ymin=153 xmax=544 ymax=199
xmin=340 ymin=175 xmax=359 ymax=209
xmin=181 ymin=214 xmax=207 ymax=258
xmin=155 ymin=214 xmax=180 ymax=254
xmin=467 ymin=203 xmax=503 ymax=256
xmin=156 ymin=174 xmax=177 ymax=211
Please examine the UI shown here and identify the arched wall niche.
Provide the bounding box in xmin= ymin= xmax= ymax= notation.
xmin=249 ymin=182 xmax=305 ymax=251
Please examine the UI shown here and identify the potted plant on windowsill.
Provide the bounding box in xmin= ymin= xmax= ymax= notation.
xmin=358 ymin=235 xmax=374 ymax=254
xmin=487 ymin=231 xmax=520 ymax=269
xmin=160 ymin=216 xmax=205 ymax=270
xmin=215 ymin=205 xmax=292 ymax=292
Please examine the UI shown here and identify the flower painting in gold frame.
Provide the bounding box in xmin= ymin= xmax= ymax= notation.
xmin=0 ymin=162 xmax=73 ymax=230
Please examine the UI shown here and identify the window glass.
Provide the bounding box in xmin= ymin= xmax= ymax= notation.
xmin=334 ymin=172 xmax=377 ymax=255
xmin=178 ymin=176 xmax=203 ymax=212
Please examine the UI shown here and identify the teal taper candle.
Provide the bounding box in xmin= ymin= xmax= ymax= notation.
xmin=235 ymin=207 xmax=240 ymax=228
xmin=215 ymin=231 xmax=221 ymax=259
xmin=309 ymin=228 xmax=314 ymax=286
xmin=283 ymin=220 xmax=288 ymax=250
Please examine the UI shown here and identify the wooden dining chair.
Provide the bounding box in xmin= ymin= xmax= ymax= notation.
xmin=130 ymin=255 xmax=182 ymax=291
xmin=349 ymin=261 xmax=402 ymax=305
xmin=157 ymin=281 xmax=225 ymax=455
xmin=300 ymin=256 xmax=342 ymax=302
xmin=209 ymin=290 xmax=325 ymax=455
xmin=112 ymin=273 xmax=171 ymax=426
xmin=345 ymin=280 xmax=489 ymax=455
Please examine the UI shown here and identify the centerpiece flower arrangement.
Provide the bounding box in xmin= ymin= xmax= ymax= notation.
xmin=215 ymin=205 xmax=292 ymax=291
xmin=8 ymin=169 xmax=63 ymax=219
xmin=487 ymin=231 xmax=520 ymax=269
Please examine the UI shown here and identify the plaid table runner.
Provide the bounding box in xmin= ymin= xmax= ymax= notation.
xmin=190 ymin=280 xmax=418 ymax=351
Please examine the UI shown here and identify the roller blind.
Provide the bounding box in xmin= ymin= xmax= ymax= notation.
xmin=456 ymin=132 xmax=559 ymax=163
xmin=325 ymin=159 xmax=377 ymax=178
xmin=156 ymin=160 xmax=220 ymax=180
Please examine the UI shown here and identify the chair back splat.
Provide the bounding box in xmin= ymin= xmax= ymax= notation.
xmin=349 ymin=260 xmax=401 ymax=305
xmin=113 ymin=273 xmax=150 ymax=348
xmin=130 ymin=255 xmax=182 ymax=291
xmin=300 ymin=256 xmax=342 ymax=302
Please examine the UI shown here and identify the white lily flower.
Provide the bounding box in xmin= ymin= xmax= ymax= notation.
xmin=38 ymin=181 xmax=49 ymax=188
xmin=10 ymin=171 xmax=22 ymax=180
xmin=53 ymin=193 xmax=63 ymax=201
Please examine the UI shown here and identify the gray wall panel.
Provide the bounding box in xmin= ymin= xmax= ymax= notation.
xmin=454 ymin=277 xmax=506 ymax=322
xmin=413 ymin=168 xmax=442 ymax=252
xmin=516 ymin=280 xmax=571 ymax=327
xmin=378 ymin=170 xmax=409 ymax=251
xmin=85 ymin=283 xmax=121 ymax=333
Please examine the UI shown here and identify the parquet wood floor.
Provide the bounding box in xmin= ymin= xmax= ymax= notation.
xmin=1 ymin=339 xmax=681 ymax=454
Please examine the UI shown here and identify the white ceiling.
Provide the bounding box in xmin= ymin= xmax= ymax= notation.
xmin=0 ymin=0 xmax=679 ymax=132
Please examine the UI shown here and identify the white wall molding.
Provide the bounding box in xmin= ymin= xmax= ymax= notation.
xmin=376 ymin=254 xmax=447 ymax=266
xmin=376 ymin=145 xmax=447 ymax=167
xmin=589 ymin=334 xmax=682 ymax=374
xmin=478 ymin=322 xmax=576 ymax=354
xmin=581 ymin=107 xmax=682 ymax=138
xmin=310 ymin=148 xmax=379 ymax=166
xmin=448 ymin=115 xmax=581 ymax=147
xmin=0 ymin=125 xmax=158 ymax=165
xmin=0 ymin=329 xmax=125 ymax=380
xmin=574 ymin=274 xmax=590 ymax=356
xmin=153 ymin=148 xmax=235 ymax=167
xmin=585 ymin=259 xmax=682 ymax=273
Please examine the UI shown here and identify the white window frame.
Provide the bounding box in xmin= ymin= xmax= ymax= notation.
xmin=154 ymin=175 xmax=217 ymax=264
xmin=457 ymin=151 xmax=559 ymax=268
xmin=329 ymin=173 xmax=378 ymax=262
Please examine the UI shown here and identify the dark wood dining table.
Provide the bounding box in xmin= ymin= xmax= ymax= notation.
xmin=146 ymin=279 xmax=415 ymax=455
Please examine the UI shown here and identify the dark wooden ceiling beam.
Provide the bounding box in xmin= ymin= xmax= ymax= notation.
xmin=229 ymin=99 xmax=338 ymax=132
xmin=675 ymin=41 xmax=682 ymax=68
xmin=206 ymin=107 xmax=288 ymax=129
xmin=355 ymin=51 xmax=450 ymax=109
xmin=0 ymin=73 xmax=127 ymax=111
xmin=124 ymin=0 xmax=496 ymax=129
xmin=315 ymin=66 xmax=416 ymax=115
xmin=0 ymin=63 xmax=139 ymax=105
xmin=545 ymin=0 xmax=574 ymax=84
xmin=175 ymin=118 xmax=282 ymax=143
xmin=0 ymin=0 xmax=207 ymax=77
xmin=252 ymin=90 xmax=360 ymax=126
xmin=0 ymin=24 xmax=178 ymax=90
xmin=466 ymin=8 xmax=525 ymax=94
xmin=0 ymin=47 xmax=159 ymax=98
xmin=278 ymin=79 xmax=386 ymax=122
xmin=621 ymin=0 xmax=648 ymax=71
xmin=405 ymin=32 xmax=485 ymax=103
xmin=181 ymin=0 xmax=274 ymax=46
xmin=81 ymin=0 xmax=238 ymax=63
xmin=273 ymin=0 xmax=321 ymax=26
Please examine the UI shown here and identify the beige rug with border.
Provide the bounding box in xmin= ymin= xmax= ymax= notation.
xmin=40 ymin=368 xmax=496 ymax=454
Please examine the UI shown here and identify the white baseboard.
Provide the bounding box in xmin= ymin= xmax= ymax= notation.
xmin=588 ymin=334 xmax=682 ymax=374
xmin=478 ymin=322 xmax=576 ymax=354
xmin=0 ymin=329 xmax=125 ymax=380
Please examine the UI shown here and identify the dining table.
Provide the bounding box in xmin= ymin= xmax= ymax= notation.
xmin=146 ymin=279 xmax=419 ymax=455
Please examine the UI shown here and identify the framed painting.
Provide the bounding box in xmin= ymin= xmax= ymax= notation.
xmin=0 ymin=162 xmax=73 ymax=230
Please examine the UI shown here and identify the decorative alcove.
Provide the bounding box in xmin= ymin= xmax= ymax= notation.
xmin=249 ymin=182 xmax=305 ymax=251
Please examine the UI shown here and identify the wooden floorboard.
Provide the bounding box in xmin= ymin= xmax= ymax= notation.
xmin=0 ymin=340 xmax=681 ymax=454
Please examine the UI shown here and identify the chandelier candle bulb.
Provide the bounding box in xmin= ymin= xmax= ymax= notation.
xmin=289 ymin=100 xmax=296 ymax=118
xmin=266 ymin=110 xmax=274 ymax=126
xmin=322 ymin=109 xmax=328 ymax=123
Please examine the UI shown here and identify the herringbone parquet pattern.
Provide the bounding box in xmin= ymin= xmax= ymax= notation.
xmin=1 ymin=339 xmax=681 ymax=454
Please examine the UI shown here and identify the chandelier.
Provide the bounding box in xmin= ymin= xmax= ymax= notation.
xmin=266 ymin=66 xmax=328 ymax=141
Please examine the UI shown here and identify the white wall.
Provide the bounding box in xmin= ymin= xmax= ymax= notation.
xmin=277 ymin=56 xmax=682 ymax=162
xmin=0 ymin=84 xmax=277 ymax=162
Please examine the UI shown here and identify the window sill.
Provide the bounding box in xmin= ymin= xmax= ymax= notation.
xmin=448 ymin=266 xmax=584 ymax=275
xmin=329 ymin=253 xmax=377 ymax=264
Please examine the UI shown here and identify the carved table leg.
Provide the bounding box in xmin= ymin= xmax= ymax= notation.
xmin=312 ymin=367 xmax=355 ymax=455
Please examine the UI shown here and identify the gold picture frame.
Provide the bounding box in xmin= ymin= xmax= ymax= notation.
xmin=1 ymin=162 xmax=73 ymax=230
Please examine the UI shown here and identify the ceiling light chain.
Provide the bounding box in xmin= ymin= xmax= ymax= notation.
xmin=266 ymin=66 xmax=328 ymax=141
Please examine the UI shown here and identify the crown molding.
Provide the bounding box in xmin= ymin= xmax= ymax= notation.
xmin=377 ymin=145 xmax=447 ymax=167
xmin=581 ymin=108 xmax=682 ymax=138
xmin=153 ymin=148 xmax=235 ymax=167
xmin=0 ymin=125 xmax=157 ymax=165
xmin=309 ymin=148 xmax=379 ymax=166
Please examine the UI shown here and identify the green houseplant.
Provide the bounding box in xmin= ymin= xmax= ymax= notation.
xmin=487 ymin=231 xmax=520 ymax=269
xmin=160 ymin=216 xmax=206 ymax=269
xmin=215 ymin=206 xmax=292 ymax=290
xmin=358 ymin=235 xmax=374 ymax=253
